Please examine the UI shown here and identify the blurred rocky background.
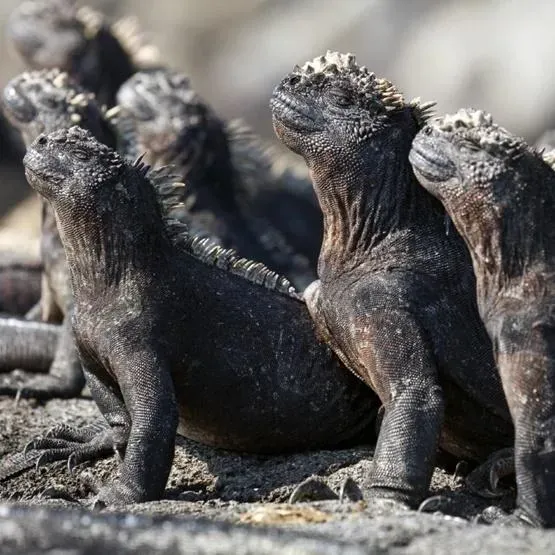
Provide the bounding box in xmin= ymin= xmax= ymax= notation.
xmin=1 ymin=0 xmax=555 ymax=249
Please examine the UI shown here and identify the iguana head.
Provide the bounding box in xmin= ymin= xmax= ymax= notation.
xmin=115 ymin=69 xmax=212 ymax=166
xmin=8 ymin=0 xmax=87 ymax=71
xmin=2 ymin=69 xmax=113 ymax=148
xmin=409 ymin=108 xmax=552 ymax=205
xmin=270 ymin=50 xmax=435 ymax=167
xmin=23 ymin=126 xmax=123 ymax=202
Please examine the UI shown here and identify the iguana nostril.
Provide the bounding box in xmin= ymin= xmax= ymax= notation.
xmin=37 ymin=135 xmax=47 ymax=145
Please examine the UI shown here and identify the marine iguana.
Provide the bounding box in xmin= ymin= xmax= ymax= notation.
xmin=270 ymin=51 xmax=513 ymax=509
xmin=20 ymin=126 xmax=378 ymax=505
xmin=0 ymin=69 xmax=117 ymax=398
xmin=113 ymin=68 xmax=321 ymax=289
xmin=410 ymin=108 xmax=555 ymax=528
xmin=8 ymin=0 xmax=158 ymax=108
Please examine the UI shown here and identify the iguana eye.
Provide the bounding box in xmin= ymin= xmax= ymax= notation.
xmin=327 ymin=87 xmax=351 ymax=107
xmin=72 ymin=148 xmax=89 ymax=161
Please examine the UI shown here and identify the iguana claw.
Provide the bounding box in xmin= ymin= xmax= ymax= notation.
xmin=288 ymin=476 xmax=338 ymax=504
xmin=418 ymin=495 xmax=449 ymax=513
xmin=338 ymin=477 xmax=363 ymax=503
xmin=465 ymin=448 xmax=514 ymax=499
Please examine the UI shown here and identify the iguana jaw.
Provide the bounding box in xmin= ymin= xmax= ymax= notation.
xmin=271 ymin=93 xmax=322 ymax=134
xmin=409 ymin=131 xmax=458 ymax=198
xmin=23 ymin=143 xmax=65 ymax=198
xmin=2 ymin=82 xmax=38 ymax=125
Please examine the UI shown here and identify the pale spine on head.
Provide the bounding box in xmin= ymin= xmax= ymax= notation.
xmin=76 ymin=5 xmax=160 ymax=67
xmin=294 ymin=50 xmax=436 ymax=126
xmin=433 ymin=108 xmax=549 ymax=163
xmin=10 ymin=68 xmax=95 ymax=125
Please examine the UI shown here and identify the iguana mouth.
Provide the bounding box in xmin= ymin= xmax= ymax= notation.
xmin=270 ymin=94 xmax=319 ymax=133
xmin=23 ymin=152 xmax=63 ymax=190
xmin=409 ymin=142 xmax=455 ymax=183
xmin=2 ymin=85 xmax=37 ymax=124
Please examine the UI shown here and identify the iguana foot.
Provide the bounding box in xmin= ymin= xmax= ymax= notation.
xmin=477 ymin=506 xmax=538 ymax=527
xmin=288 ymin=476 xmax=338 ymax=503
xmin=0 ymin=371 xmax=83 ymax=400
xmin=40 ymin=486 xmax=81 ymax=503
xmin=24 ymin=421 xmax=115 ymax=471
xmin=465 ymin=448 xmax=514 ymax=498
xmin=363 ymin=495 xmax=411 ymax=517
xmin=93 ymin=481 xmax=158 ymax=508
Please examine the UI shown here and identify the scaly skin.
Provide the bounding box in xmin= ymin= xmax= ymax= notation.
xmin=0 ymin=251 xmax=42 ymax=317
xmin=7 ymin=0 xmax=157 ymax=108
xmin=410 ymin=108 xmax=555 ymax=528
xmin=113 ymin=69 xmax=321 ymax=289
xmin=0 ymin=69 xmax=116 ymax=398
xmin=270 ymin=51 xmax=513 ymax=509
xmin=20 ymin=126 xmax=378 ymax=505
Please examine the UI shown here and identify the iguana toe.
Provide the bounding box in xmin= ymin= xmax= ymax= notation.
xmin=465 ymin=448 xmax=514 ymax=499
xmin=288 ymin=476 xmax=338 ymax=503
xmin=478 ymin=506 xmax=538 ymax=527
xmin=95 ymin=481 xmax=149 ymax=506
xmin=418 ymin=494 xmax=450 ymax=513
xmin=24 ymin=424 xmax=115 ymax=472
xmin=338 ymin=477 xmax=363 ymax=502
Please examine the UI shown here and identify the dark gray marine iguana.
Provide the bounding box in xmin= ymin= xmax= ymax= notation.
xmin=270 ymin=51 xmax=514 ymax=510
xmin=8 ymin=0 xmax=158 ymax=108
xmin=19 ymin=126 xmax=378 ymax=505
xmin=410 ymin=108 xmax=555 ymax=528
xmin=113 ymin=68 xmax=321 ymax=289
xmin=0 ymin=69 xmax=117 ymax=398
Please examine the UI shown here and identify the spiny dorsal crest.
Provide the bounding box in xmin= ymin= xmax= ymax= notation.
xmin=185 ymin=236 xmax=299 ymax=297
xmin=294 ymin=50 xmax=435 ymax=125
xmin=75 ymin=4 xmax=102 ymax=39
xmin=8 ymin=69 xmax=95 ymax=123
xmin=146 ymin=164 xmax=187 ymax=213
xmin=111 ymin=16 xmax=160 ymax=67
xmin=435 ymin=108 xmax=529 ymax=159
xmin=542 ymin=149 xmax=555 ymax=171
xmin=125 ymin=160 xmax=299 ymax=298
xmin=76 ymin=5 xmax=159 ymax=66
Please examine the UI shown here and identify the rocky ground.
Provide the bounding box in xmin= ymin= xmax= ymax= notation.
xmin=2 ymin=394 xmax=555 ymax=553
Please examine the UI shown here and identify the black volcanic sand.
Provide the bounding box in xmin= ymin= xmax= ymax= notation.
xmin=3 ymin=395 xmax=554 ymax=554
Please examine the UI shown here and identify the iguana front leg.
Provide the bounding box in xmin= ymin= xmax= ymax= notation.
xmin=355 ymin=311 xmax=444 ymax=507
xmin=94 ymin=346 xmax=179 ymax=506
xmin=0 ymin=314 xmax=84 ymax=398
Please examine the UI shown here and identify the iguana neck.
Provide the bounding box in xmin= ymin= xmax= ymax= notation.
xmin=312 ymin=135 xmax=442 ymax=276
xmin=52 ymin=175 xmax=172 ymax=299
xmin=444 ymin=183 xmax=555 ymax=301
